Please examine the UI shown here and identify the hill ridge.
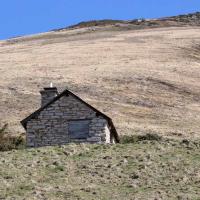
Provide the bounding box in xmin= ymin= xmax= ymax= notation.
xmin=53 ymin=11 xmax=200 ymax=31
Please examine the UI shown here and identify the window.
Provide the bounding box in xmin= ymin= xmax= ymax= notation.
xmin=68 ymin=120 xmax=90 ymax=139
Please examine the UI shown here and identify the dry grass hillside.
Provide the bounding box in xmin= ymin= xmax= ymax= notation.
xmin=1 ymin=13 xmax=200 ymax=200
xmin=0 ymin=13 xmax=200 ymax=140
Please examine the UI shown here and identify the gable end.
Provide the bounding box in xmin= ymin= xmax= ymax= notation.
xmin=21 ymin=89 xmax=120 ymax=143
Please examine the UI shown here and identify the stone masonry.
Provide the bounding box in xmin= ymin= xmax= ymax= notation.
xmin=25 ymin=88 xmax=115 ymax=147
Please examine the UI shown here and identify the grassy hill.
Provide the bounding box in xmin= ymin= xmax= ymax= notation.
xmin=0 ymin=137 xmax=200 ymax=199
xmin=0 ymin=12 xmax=200 ymax=199
xmin=1 ymin=13 xmax=200 ymax=139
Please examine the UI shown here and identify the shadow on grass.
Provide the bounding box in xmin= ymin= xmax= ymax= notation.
xmin=120 ymin=133 xmax=162 ymax=144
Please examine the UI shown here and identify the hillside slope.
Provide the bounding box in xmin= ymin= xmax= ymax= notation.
xmin=0 ymin=140 xmax=200 ymax=199
xmin=56 ymin=12 xmax=200 ymax=30
xmin=0 ymin=13 xmax=200 ymax=139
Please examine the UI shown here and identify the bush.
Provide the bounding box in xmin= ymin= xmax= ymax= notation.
xmin=120 ymin=133 xmax=162 ymax=144
xmin=0 ymin=124 xmax=25 ymax=151
xmin=0 ymin=124 xmax=8 ymax=135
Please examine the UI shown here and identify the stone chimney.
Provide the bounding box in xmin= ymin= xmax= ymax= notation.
xmin=40 ymin=87 xmax=58 ymax=107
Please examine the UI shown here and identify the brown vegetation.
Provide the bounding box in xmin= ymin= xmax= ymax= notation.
xmin=0 ymin=124 xmax=25 ymax=151
xmin=0 ymin=13 xmax=200 ymax=140
xmin=55 ymin=12 xmax=200 ymax=31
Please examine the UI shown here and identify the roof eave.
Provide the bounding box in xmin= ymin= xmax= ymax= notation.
xmin=20 ymin=120 xmax=26 ymax=130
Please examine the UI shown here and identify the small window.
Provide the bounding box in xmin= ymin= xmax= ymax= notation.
xmin=68 ymin=120 xmax=90 ymax=139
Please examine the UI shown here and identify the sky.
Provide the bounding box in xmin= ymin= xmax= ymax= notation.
xmin=0 ymin=0 xmax=200 ymax=40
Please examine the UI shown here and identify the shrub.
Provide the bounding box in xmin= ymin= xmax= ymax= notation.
xmin=138 ymin=133 xmax=162 ymax=141
xmin=120 ymin=133 xmax=162 ymax=144
xmin=0 ymin=124 xmax=25 ymax=151
xmin=0 ymin=124 xmax=8 ymax=134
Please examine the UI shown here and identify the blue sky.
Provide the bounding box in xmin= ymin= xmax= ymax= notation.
xmin=0 ymin=0 xmax=200 ymax=40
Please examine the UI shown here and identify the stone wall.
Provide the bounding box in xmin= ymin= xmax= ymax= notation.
xmin=26 ymin=94 xmax=111 ymax=147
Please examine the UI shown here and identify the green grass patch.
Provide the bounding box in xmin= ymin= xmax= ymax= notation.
xmin=0 ymin=140 xmax=200 ymax=199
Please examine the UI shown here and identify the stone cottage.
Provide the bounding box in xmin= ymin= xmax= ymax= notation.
xmin=21 ymin=87 xmax=119 ymax=147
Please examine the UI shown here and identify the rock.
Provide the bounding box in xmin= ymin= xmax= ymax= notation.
xmin=131 ymin=173 xmax=139 ymax=179
xmin=63 ymin=151 xmax=70 ymax=156
xmin=102 ymin=156 xmax=112 ymax=160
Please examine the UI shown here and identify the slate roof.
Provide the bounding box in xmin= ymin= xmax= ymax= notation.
xmin=21 ymin=89 xmax=120 ymax=143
